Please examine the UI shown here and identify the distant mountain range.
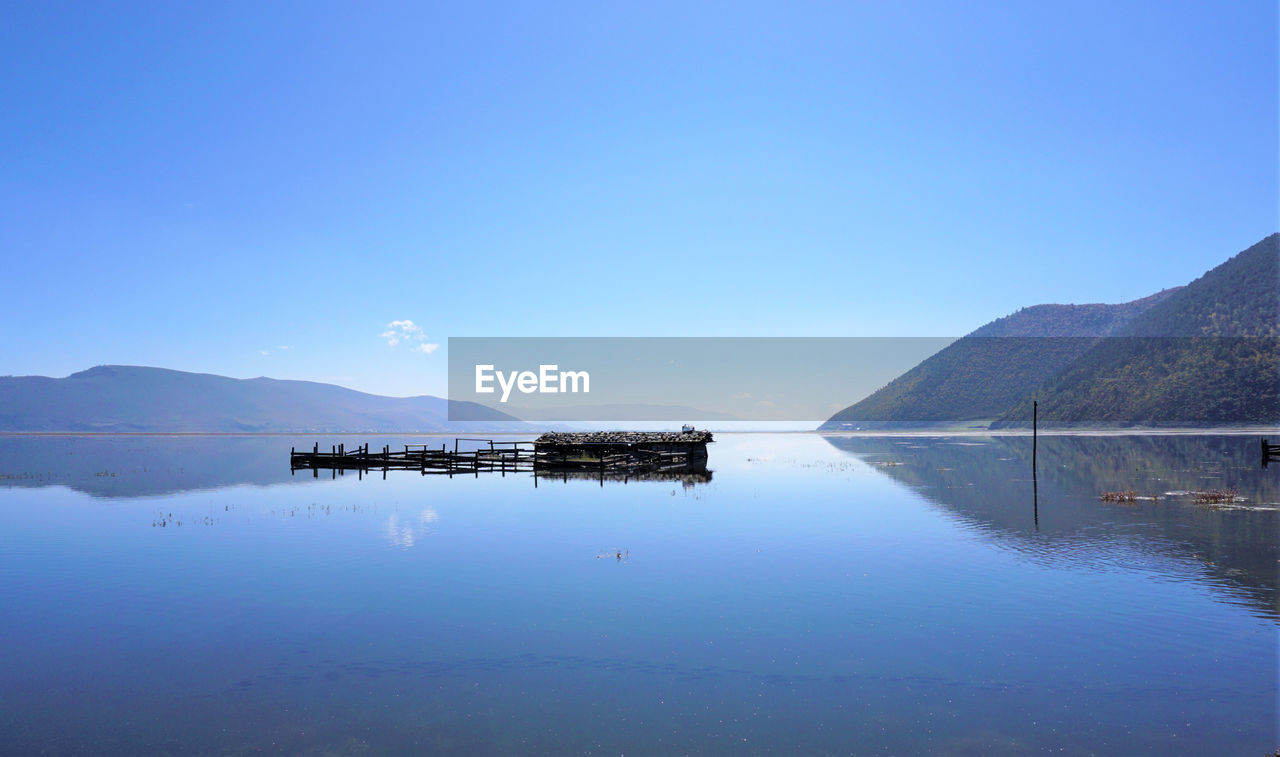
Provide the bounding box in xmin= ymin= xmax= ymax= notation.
xmin=503 ymin=404 xmax=740 ymax=422
xmin=0 ymin=365 xmax=523 ymax=432
xmin=823 ymin=234 xmax=1279 ymax=429
xmin=6 ymin=236 xmax=1275 ymax=433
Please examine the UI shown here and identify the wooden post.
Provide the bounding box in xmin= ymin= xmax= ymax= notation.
xmin=1033 ymin=400 xmax=1039 ymax=529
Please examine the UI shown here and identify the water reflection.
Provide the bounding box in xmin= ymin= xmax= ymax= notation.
xmin=386 ymin=508 xmax=439 ymax=549
xmin=0 ymin=435 xmax=714 ymax=497
xmin=0 ymin=435 xmax=311 ymax=497
xmin=535 ymin=469 xmax=713 ymax=487
xmin=823 ymin=434 xmax=1279 ymax=619
xmin=0 ymin=432 xmax=1275 ymax=755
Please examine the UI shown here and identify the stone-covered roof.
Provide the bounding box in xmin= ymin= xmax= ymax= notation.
xmin=535 ymin=430 xmax=713 ymax=445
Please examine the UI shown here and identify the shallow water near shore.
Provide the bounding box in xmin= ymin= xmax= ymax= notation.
xmin=0 ymin=433 xmax=1276 ymax=755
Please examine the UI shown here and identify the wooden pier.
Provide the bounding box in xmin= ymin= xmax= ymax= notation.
xmin=534 ymin=431 xmax=711 ymax=463
xmin=289 ymin=431 xmax=713 ymax=483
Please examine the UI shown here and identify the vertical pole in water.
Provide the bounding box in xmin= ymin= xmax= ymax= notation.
xmin=1033 ymin=400 xmax=1039 ymax=529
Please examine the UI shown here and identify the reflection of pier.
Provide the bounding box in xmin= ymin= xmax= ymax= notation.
xmin=289 ymin=431 xmax=713 ymax=485
xmin=1265 ymin=438 xmax=1279 ymax=468
xmin=539 ymin=468 xmax=713 ymax=487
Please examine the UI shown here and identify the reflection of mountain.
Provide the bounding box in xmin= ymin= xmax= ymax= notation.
xmin=0 ymin=435 xmax=311 ymax=498
xmin=0 ymin=365 xmax=524 ymax=432
xmin=823 ymin=434 xmax=1278 ymax=618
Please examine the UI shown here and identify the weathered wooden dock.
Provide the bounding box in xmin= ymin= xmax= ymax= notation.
xmin=289 ymin=431 xmax=713 ymax=483
xmin=534 ymin=430 xmax=712 ymax=463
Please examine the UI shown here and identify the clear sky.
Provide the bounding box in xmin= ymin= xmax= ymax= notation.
xmin=2 ymin=1 xmax=1276 ymax=396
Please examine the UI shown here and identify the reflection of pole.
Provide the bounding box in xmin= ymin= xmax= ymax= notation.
xmin=1033 ymin=400 xmax=1039 ymax=529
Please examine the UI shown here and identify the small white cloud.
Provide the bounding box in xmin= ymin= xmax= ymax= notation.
xmin=382 ymin=320 xmax=438 ymax=355
xmin=381 ymin=319 xmax=425 ymax=347
xmin=732 ymin=392 xmax=752 ymax=400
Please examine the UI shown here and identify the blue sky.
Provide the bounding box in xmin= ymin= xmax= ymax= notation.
xmin=2 ymin=1 xmax=1275 ymax=397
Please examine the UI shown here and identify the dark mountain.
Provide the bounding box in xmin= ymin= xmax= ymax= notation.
xmin=995 ymin=234 xmax=1279 ymax=426
xmin=1116 ymin=234 xmax=1278 ymax=339
xmin=820 ymin=290 xmax=1178 ymax=428
xmin=969 ymin=291 xmax=1181 ymax=337
xmin=823 ymin=233 xmax=1279 ymax=429
xmin=0 ymin=365 xmax=524 ymax=432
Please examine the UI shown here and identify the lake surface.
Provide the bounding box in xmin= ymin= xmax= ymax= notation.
xmin=0 ymin=433 xmax=1276 ymax=755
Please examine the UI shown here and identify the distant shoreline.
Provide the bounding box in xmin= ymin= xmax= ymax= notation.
xmin=1 ymin=427 xmax=1276 ymax=438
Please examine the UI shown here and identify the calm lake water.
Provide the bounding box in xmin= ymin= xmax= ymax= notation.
xmin=0 ymin=433 xmax=1276 ymax=755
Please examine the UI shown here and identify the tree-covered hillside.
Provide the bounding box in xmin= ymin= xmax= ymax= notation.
xmin=995 ymin=234 xmax=1279 ymax=426
xmin=820 ymin=290 xmax=1178 ymax=427
xmin=823 ymin=234 xmax=1279 ymax=429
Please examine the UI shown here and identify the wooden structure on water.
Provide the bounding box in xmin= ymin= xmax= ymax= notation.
xmin=289 ymin=430 xmax=713 ymax=485
xmin=1264 ymin=438 xmax=1279 ymax=468
xmin=534 ymin=431 xmax=711 ymax=463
